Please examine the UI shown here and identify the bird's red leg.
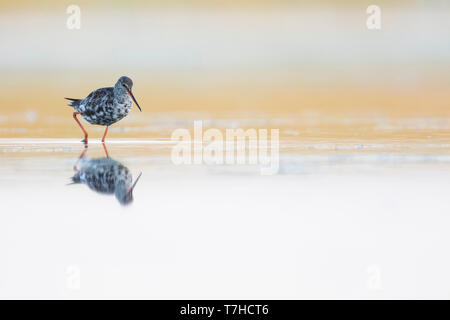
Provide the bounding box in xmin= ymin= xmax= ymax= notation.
xmin=102 ymin=142 xmax=110 ymax=158
xmin=101 ymin=126 xmax=109 ymax=143
xmin=73 ymin=145 xmax=88 ymax=172
xmin=73 ymin=112 xmax=88 ymax=144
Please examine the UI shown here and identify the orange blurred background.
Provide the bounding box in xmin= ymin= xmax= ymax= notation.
xmin=0 ymin=0 xmax=449 ymax=139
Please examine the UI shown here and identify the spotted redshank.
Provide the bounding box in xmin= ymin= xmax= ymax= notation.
xmin=66 ymin=76 xmax=142 ymax=143
xmin=70 ymin=145 xmax=142 ymax=205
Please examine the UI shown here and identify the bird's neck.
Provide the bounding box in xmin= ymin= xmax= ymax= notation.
xmin=114 ymin=85 xmax=127 ymax=97
xmin=113 ymin=87 xmax=130 ymax=103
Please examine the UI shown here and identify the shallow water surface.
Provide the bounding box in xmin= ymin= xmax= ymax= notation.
xmin=1 ymin=135 xmax=450 ymax=299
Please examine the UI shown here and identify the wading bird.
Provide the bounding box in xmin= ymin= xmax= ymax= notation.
xmin=70 ymin=145 xmax=142 ymax=205
xmin=66 ymin=76 xmax=142 ymax=143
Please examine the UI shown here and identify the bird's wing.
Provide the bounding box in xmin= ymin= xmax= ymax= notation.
xmin=84 ymin=87 xmax=114 ymax=105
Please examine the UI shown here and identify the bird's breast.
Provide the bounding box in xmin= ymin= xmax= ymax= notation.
xmin=114 ymin=99 xmax=132 ymax=118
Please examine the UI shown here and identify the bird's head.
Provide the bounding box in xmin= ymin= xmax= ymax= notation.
xmin=115 ymin=172 xmax=142 ymax=206
xmin=115 ymin=76 xmax=142 ymax=112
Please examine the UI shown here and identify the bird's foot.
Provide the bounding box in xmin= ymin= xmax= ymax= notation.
xmin=102 ymin=143 xmax=110 ymax=158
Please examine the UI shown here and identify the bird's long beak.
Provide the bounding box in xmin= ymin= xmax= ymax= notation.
xmin=127 ymin=89 xmax=142 ymax=112
xmin=128 ymin=172 xmax=142 ymax=194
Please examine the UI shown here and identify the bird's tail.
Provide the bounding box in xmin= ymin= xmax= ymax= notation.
xmin=67 ymin=173 xmax=81 ymax=185
xmin=65 ymin=97 xmax=81 ymax=108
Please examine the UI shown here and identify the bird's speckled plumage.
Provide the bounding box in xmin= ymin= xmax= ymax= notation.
xmin=66 ymin=76 xmax=137 ymax=127
xmin=72 ymin=156 xmax=136 ymax=205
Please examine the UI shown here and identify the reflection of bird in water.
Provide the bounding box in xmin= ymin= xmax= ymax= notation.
xmin=70 ymin=145 xmax=141 ymax=205
xmin=65 ymin=76 xmax=142 ymax=144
